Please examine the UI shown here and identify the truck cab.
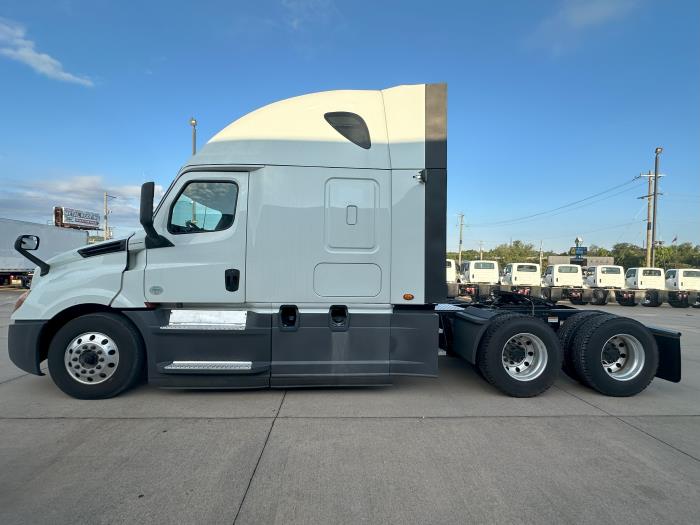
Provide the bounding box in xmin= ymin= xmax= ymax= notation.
xmin=543 ymin=264 xmax=583 ymax=288
xmin=461 ymin=260 xmax=499 ymax=285
xmin=585 ymin=265 xmax=625 ymax=289
xmin=446 ymin=259 xmax=458 ymax=283
xmin=625 ymin=267 xmax=665 ymax=290
xmin=501 ymin=263 xmax=541 ymax=287
xmin=665 ymin=268 xmax=700 ymax=291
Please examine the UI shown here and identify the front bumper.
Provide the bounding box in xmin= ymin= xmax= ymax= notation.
xmin=8 ymin=320 xmax=47 ymax=375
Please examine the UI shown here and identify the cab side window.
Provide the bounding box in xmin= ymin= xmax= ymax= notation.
xmin=168 ymin=181 xmax=238 ymax=234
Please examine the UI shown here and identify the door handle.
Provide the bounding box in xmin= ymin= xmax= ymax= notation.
xmin=225 ymin=269 xmax=240 ymax=292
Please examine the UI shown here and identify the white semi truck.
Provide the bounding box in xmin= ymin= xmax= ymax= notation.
xmin=0 ymin=218 xmax=88 ymax=287
xmin=8 ymin=84 xmax=681 ymax=400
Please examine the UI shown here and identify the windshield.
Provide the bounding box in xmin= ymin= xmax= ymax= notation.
xmin=474 ymin=262 xmax=495 ymax=269
xmin=601 ymin=267 xmax=621 ymax=274
xmin=642 ymin=269 xmax=661 ymax=277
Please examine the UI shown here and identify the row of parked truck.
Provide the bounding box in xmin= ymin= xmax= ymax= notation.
xmin=446 ymin=259 xmax=700 ymax=308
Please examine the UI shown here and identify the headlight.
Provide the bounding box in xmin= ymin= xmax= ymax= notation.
xmin=13 ymin=290 xmax=30 ymax=313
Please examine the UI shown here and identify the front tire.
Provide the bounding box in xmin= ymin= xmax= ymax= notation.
xmin=477 ymin=314 xmax=563 ymax=397
xmin=48 ymin=312 xmax=145 ymax=399
xmin=571 ymin=315 xmax=658 ymax=396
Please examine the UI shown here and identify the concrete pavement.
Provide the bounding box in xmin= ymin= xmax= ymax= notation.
xmin=1 ymin=289 xmax=699 ymax=524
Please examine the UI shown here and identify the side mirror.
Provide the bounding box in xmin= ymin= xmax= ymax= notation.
xmin=14 ymin=235 xmax=50 ymax=276
xmin=19 ymin=235 xmax=39 ymax=251
xmin=140 ymin=182 xmax=173 ymax=248
xmin=140 ymin=181 xmax=155 ymax=230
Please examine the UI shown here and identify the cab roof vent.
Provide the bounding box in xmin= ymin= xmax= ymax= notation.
xmin=324 ymin=112 xmax=371 ymax=149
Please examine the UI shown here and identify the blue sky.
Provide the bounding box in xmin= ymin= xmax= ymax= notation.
xmin=0 ymin=0 xmax=698 ymax=252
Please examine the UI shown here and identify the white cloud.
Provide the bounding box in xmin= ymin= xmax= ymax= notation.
xmin=281 ymin=0 xmax=335 ymax=31
xmin=527 ymin=0 xmax=639 ymax=55
xmin=0 ymin=175 xmax=163 ymax=231
xmin=0 ymin=17 xmax=93 ymax=87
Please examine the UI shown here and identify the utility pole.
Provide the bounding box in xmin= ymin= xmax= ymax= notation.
xmin=103 ymin=192 xmax=117 ymax=240
xmin=457 ymin=213 xmax=464 ymax=269
xmin=478 ymin=240 xmax=484 ymax=260
xmin=539 ymin=240 xmax=543 ymax=269
xmin=642 ymin=170 xmax=653 ymax=266
xmin=190 ymin=116 xmax=198 ymax=155
xmin=651 ymin=147 xmax=663 ymax=267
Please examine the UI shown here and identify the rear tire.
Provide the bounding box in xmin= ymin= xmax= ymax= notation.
xmin=558 ymin=311 xmax=612 ymax=381
xmin=642 ymin=291 xmax=662 ymax=307
xmin=447 ymin=282 xmax=458 ymax=299
xmin=591 ymin=289 xmax=607 ymax=306
xmin=48 ymin=312 xmax=145 ymax=399
xmin=668 ymin=298 xmax=689 ymax=308
xmin=616 ymin=293 xmax=637 ymax=306
xmin=571 ymin=315 xmax=658 ymax=396
xmin=477 ymin=314 xmax=562 ymax=397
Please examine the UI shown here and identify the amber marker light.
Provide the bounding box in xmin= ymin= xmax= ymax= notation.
xmin=13 ymin=290 xmax=30 ymax=313
xmin=403 ymin=293 xmax=414 ymax=301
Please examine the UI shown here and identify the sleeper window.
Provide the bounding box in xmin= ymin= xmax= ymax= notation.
xmin=169 ymin=181 xmax=238 ymax=234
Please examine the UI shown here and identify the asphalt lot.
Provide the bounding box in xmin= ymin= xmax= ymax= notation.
xmin=1 ymin=289 xmax=699 ymax=524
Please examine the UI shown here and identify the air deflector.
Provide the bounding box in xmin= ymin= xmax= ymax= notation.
xmin=324 ymin=112 xmax=371 ymax=149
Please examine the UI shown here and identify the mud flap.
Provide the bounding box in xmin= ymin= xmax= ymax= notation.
xmin=650 ymin=326 xmax=681 ymax=382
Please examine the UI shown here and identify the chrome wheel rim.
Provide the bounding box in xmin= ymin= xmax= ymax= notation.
xmin=501 ymin=333 xmax=548 ymax=381
xmin=601 ymin=334 xmax=644 ymax=381
xmin=64 ymin=332 xmax=119 ymax=385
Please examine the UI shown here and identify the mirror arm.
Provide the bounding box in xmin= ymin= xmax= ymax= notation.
xmin=14 ymin=236 xmax=50 ymax=276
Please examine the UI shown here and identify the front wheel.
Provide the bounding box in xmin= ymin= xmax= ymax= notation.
xmin=48 ymin=312 xmax=145 ymax=399
xmin=477 ymin=314 xmax=563 ymax=397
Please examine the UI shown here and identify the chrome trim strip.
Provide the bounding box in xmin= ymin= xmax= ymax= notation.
xmin=164 ymin=361 xmax=252 ymax=370
xmin=161 ymin=324 xmax=246 ymax=331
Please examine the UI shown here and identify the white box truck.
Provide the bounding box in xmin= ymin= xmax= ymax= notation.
xmin=665 ymin=268 xmax=700 ymax=308
xmin=616 ymin=267 xmax=666 ymax=307
xmin=541 ymin=264 xmax=589 ymax=304
xmin=500 ymin=263 xmax=541 ymax=297
xmin=584 ymin=265 xmax=625 ymax=305
xmin=8 ymin=84 xmax=681 ymax=400
xmin=459 ymin=260 xmax=499 ymax=300
xmin=445 ymin=259 xmax=459 ymax=299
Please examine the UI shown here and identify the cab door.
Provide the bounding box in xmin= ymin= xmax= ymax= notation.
xmin=144 ymin=171 xmax=248 ymax=304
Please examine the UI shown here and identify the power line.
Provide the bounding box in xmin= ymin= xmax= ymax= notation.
xmin=469 ymin=177 xmax=641 ymax=228
xmin=472 ymin=183 xmax=642 ymax=229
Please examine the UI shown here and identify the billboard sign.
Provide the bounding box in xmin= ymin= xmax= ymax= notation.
xmin=572 ymin=246 xmax=588 ymax=259
xmin=54 ymin=207 xmax=101 ymax=230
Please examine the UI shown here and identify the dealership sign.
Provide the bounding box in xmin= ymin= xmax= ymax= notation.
xmin=54 ymin=207 xmax=101 ymax=229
